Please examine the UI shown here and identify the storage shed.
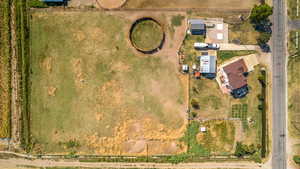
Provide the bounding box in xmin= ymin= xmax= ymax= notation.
xmin=188 ymin=19 xmax=206 ymax=35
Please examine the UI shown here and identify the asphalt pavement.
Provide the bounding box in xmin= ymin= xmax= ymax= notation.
xmin=272 ymin=0 xmax=287 ymax=168
xmin=288 ymin=19 xmax=300 ymax=30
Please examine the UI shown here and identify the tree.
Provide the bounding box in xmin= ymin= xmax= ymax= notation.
xmin=250 ymin=4 xmax=273 ymax=52
xmin=250 ymin=4 xmax=273 ymax=24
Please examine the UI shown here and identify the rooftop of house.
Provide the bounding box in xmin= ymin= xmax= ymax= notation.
xmin=223 ymin=59 xmax=248 ymax=90
xmin=199 ymin=55 xmax=216 ymax=73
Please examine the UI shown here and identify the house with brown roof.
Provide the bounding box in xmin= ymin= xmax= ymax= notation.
xmin=218 ymin=59 xmax=249 ymax=98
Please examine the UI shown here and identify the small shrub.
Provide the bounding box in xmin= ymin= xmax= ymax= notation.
xmin=258 ymin=104 xmax=264 ymax=110
xmin=257 ymin=94 xmax=265 ymax=101
xmin=251 ymin=151 xmax=262 ymax=163
xmin=235 ymin=142 xmax=257 ymax=158
xmin=65 ymin=139 xmax=80 ymax=149
xmin=29 ymin=0 xmax=48 ymax=8
xmin=167 ymin=154 xmax=189 ymax=164
xmin=191 ymin=99 xmax=200 ymax=109
xmin=191 ymin=112 xmax=197 ymax=118
xmin=293 ymin=155 xmax=300 ymax=164
xmin=171 ymin=15 xmax=185 ymax=27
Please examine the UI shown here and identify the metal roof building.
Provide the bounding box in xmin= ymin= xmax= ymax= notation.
xmin=199 ymin=55 xmax=216 ymax=74
xmin=188 ymin=19 xmax=206 ymax=35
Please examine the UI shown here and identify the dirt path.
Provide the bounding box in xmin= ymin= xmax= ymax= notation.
xmin=0 ymin=158 xmax=267 ymax=169
xmin=10 ymin=0 xmax=22 ymax=148
xmin=219 ymin=43 xmax=257 ymax=50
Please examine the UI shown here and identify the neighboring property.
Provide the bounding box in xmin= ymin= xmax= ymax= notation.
xmin=199 ymin=55 xmax=217 ymax=78
xmin=218 ymin=59 xmax=249 ymax=98
xmin=188 ymin=19 xmax=206 ymax=35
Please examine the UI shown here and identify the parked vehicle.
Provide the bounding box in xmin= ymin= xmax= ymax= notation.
xmin=194 ymin=42 xmax=220 ymax=50
xmin=206 ymin=23 xmax=215 ymax=28
xmin=207 ymin=43 xmax=220 ymax=49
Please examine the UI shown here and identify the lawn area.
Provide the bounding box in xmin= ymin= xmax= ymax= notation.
xmin=189 ymin=66 xmax=263 ymax=152
xmin=217 ymin=50 xmax=257 ymax=64
xmin=124 ymin=0 xmax=259 ymax=9
xmin=0 ymin=0 xmax=11 ymax=138
xmin=30 ymin=11 xmax=186 ymax=155
xmin=228 ymin=21 xmax=260 ymax=45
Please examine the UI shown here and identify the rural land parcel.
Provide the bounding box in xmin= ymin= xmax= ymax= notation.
xmin=30 ymin=11 xmax=187 ymax=155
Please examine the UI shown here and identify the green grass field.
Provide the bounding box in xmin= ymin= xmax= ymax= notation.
xmin=217 ymin=50 xmax=257 ymax=64
xmin=30 ymin=11 xmax=186 ymax=155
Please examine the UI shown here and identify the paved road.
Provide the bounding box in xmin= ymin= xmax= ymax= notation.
xmin=272 ymin=0 xmax=287 ymax=168
xmin=288 ymin=19 xmax=300 ymax=30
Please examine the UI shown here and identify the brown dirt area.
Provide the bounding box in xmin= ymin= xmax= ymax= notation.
xmin=98 ymin=0 xmax=127 ymax=9
xmin=124 ymin=0 xmax=259 ymax=9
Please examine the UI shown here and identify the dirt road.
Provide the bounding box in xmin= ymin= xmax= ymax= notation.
xmin=0 ymin=158 xmax=267 ymax=169
xmin=10 ymin=0 xmax=22 ymax=148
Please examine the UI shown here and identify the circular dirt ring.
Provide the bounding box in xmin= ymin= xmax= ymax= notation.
xmin=97 ymin=0 xmax=127 ymax=9
xmin=130 ymin=18 xmax=165 ymax=54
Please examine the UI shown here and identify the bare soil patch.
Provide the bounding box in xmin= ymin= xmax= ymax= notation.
xmin=98 ymin=0 xmax=127 ymax=9
xmin=124 ymin=0 xmax=259 ymax=9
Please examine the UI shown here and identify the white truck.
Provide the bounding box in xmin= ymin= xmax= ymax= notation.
xmin=194 ymin=42 xmax=220 ymax=50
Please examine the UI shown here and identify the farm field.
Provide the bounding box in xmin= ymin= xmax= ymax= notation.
xmin=30 ymin=11 xmax=188 ymax=155
xmin=288 ymin=31 xmax=300 ymax=164
xmin=124 ymin=0 xmax=259 ymax=9
xmin=288 ymin=0 xmax=300 ymax=19
xmin=0 ymin=0 xmax=11 ymax=138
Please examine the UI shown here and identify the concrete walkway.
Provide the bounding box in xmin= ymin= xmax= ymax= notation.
xmin=219 ymin=43 xmax=257 ymax=51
